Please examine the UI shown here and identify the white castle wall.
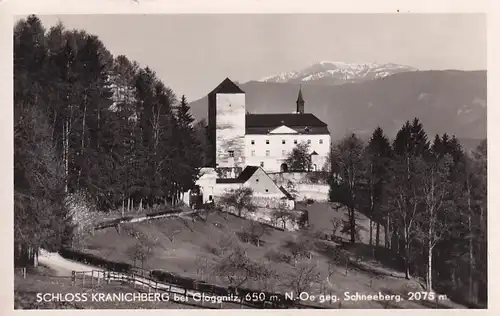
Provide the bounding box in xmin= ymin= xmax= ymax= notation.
xmin=244 ymin=134 xmax=331 ymax=172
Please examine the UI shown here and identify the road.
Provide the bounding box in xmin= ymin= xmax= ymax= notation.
xmin=38 ymin=249 xmax=217 ymax=299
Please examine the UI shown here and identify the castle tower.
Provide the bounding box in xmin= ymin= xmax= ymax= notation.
xmin=296 ymin=86 xmax=305 ymax=114
xmin=207 ymin=78 xmax=246 ymax=178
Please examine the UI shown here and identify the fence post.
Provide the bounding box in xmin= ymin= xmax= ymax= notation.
xmin=91 ymin=270 xmax=94 ymax=287
xmin=97 ymin=271 xmax=101 ymax=286
xmin=71 ymin=271 xmax=75 ymax=286
xmin=82 ymin=273 xmax=85 ymax=287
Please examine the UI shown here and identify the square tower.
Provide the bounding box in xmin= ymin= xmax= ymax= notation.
xmin=207 ymin=78 xmax=246 ymax=178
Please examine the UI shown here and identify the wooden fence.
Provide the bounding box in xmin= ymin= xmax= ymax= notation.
xmin=70 ymin=269 xmax=328 ymax=309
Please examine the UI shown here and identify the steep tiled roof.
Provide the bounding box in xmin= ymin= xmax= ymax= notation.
xmin=209 ymin=77 xmax=245 ymax=95
xmin=216 ymin=178 xmax=242 ymax=184
xmin=246 ymin=113 xmax=326 ymax=128
xmin=246 ymin=113 xmax=329 ymax=135
xmin=237 ymin=166 xmax=259 ymax=182
xmin=215 ymin=166 xmax=259 ymax=184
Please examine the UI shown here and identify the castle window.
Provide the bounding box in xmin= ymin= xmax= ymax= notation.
xmin=266 ymin=150 xmax=270 ymax=156
xmin=282 ymin=140 xmax=286 ymax=144
xmin=228 ymin=150 xmax=234 ymax=157
xmin=256 ymin=179 xmax=259 ymax=183
xmin=319 ymin=139 xmax=323 ymax=144
xmin=260 ymin=161 xmax=264 ymax=167
xmin=251 ymin=150 xmax=255 ymax=156
xmin=266 ymin=139 xmax=270 ymax=145
xmin=251 ymin=140 xmax=255 ymax=145
xmin=294 ymin=139 xmax=298 ymax=144
xmin=265 ymin=189 xmax=269 ymax=193
xmin=307 ymin=139 xmax=311 ymax=144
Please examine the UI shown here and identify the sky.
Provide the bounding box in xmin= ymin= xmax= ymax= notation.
xmin=34 ymin=14 xmax=486 ymax=101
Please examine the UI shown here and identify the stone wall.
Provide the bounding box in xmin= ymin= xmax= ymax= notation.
xmin=268 ymin=171 xmax=329 ymax=185
xmin=295 ymin=184 xmax=330 ymax=202
xmin=267 ymin=172 xmax=330 ymax=202
xmin=251 ymin=196 xmax=295 ymax=210
xmin=212 ymin=202 xmax=302 ymax=231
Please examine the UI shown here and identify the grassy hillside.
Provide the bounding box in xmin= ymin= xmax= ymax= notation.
xmin=79 ymin=204 xmax=465 ymax=309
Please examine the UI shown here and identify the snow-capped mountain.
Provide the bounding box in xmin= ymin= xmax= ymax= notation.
xmin=259 ymin=61 xmax=418 ymax=85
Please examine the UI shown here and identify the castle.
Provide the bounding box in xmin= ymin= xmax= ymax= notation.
xmin=207 ymin=78 xmax=331 ymax=178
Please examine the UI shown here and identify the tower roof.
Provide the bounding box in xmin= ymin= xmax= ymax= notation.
xmin=245 ymin=113 xmax=329 ymax=135
xmin=296 ymin=86 xmax=304 ymax=104
xmin=208 ymin=77 xmax=245 ymax=95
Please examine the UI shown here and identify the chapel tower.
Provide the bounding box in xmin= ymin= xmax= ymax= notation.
xmin=296 ymin=86 xmax=305 ymax=114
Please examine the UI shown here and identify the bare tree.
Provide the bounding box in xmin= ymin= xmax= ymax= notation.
xmin=271 ymin=207 xmax=295 ymax=230
xmin=194 ymin=254 xmax=210 ymax=281
xmin=242 ymin=220 xmax=272 ymax=247
xmin=330 ymin=133 xmax=365 ymax=244
xmin=166 ymin=229 xmax=181 ymax=242
xmin=254 ymin=262 xmax=278 ymax=292
xmin=219 ymin=187 xmax=257 ymax=217
xmin=419 ymin=155 xmax=453 ymax=291
xmin=212 ymin=244 xmax=266 ymax=288
xmin=283 ymin=234 xmax=315 ymax=265
xmin=330 ymin=218 xmax=343 ymax=240
xmin=389 ymin=155 xmax=425 ymax=280
xmin=216 ymin=232 xmax=237 ymax=256
xmin=126 ymin=237 xmax=154 ymax=269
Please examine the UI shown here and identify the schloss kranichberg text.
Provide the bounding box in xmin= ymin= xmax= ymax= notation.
xmin=36 ymin=292 xmax=243 ymax=304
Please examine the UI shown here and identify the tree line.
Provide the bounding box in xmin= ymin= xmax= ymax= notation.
xmin=14 ymin=15 xmax=203 ymax=256
xmin=328 ymin=119 xmax=487 ymax=306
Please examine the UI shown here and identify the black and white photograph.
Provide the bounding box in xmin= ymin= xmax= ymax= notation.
xmin=9 ymin=3 xmax=489 ymax=311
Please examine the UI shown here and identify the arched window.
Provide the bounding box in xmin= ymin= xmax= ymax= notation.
xmin=280 ymin=163 xmax=288 ymax=172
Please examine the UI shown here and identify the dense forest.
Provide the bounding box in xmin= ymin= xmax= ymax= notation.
xmin=14 ymin=15 xmax=204 ymax=254
xmin=328 ymin=121 xmax=487 ymax=307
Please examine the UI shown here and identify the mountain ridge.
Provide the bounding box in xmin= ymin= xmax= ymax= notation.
xmin=259 ymin=61 xmax=418 ymax=85
xmin=189 ymin=69 xmax=486 ymax=149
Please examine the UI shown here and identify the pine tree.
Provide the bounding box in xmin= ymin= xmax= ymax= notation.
xmin=111 ymin=55 xmax=139 ymax=112
xmin=390 ymin=118 xmax=430 ymax=279
xmin=365 ymin=127 xmax=392 ymax=250
xmin=175 ymin=95 xmax=203 ymax=195
xmin=134 ymin=67 xmax=158 ymax=206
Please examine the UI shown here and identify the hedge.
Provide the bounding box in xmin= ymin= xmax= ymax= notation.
xmin=59 ymin=248 xmax=132 ymax=273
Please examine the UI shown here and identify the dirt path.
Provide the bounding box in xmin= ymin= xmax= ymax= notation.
xmin=38 ymin=249 xmax=208 ymax=297
xmin=38 ymin=249 xmax=103 ymax=277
